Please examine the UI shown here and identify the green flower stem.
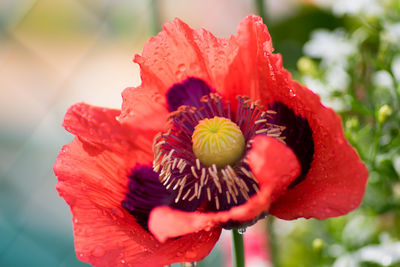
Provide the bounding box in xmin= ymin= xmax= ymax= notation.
xmin=388 ymin=69 xmax=400 ymax=108
xmin=267 ymin=217 xmax=279 ymax=267
xmin=232 ymin=229 xmax=245 ymax=267
xmin=371 ymin=121 xmax=383 ymax=168
xmin=255 ymin=0 xmax=267 ymax=23
xmin=150 ymin=0 xmax=161 ymax=35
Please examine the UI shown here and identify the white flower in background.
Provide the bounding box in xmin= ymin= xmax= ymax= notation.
xmin=333 ymin=233 xmax=400 ymax=267
xmin=326 ymin=64 xmax=350 ymax=92
xmin=303 ymin=76 xmax=327 ymax=97
xmin=382 ymin=22 xmax=400 ymax=47
xmin=392 ymin=55 xmax=400 ymax=83
xmin=372 ymin=70 xmax=394 ymax=90
xmin=333 ymin=0 xmax=383 ymax=16
xmin=303 ymin=75 xmax=346 ymax=111
xmin=342 ymin=215 xmax=377 ymax=247
xmin=393 ymin=156 xmax=400 ymax=176
xmin=372 ymin=70 xmax=399 ymax=100
xmin=308 ymin=65 xmax=349 ymax=110
xmin=313 ymin=0 xmax=383 ymax=17
xmin=357 ymin=242 xmax=400 ymax=266
xmin=304 ymin=29 xmax=356 ymax=66
xmin=333 ymin=254 xmax=359 ymax=267
xmin=302 ymin=29 xmax=354 ymax=111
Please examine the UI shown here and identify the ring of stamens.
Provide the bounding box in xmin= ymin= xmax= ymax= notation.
xmin=152 ymin=93 xmax=285 ymax=210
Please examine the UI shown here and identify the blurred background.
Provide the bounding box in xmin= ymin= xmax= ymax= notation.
xmin=1 ymin=0 xmax=399 ymax=266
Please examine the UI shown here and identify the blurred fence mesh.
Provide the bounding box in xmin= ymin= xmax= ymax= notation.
xmin=0 ymin=0 xmax=262 ymax=265
xmin=0 ymin=0 xmax=153 ymax=266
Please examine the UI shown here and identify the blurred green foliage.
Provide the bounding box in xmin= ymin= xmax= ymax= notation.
xmin=269 ymin=1 xmax=400 ymax=266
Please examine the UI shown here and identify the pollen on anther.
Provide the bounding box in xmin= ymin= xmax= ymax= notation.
xmin=252 ymin=183 xmax=259 ymax=193
xmin=191 ymin=166 xmax=199 ymax=178
xmin=182 ymin=188 xmax=192 ymax=200
xmin=215 ymin=196 xmax=220 ymax=210
xmin=226 ymin=191 xmax=231 ymax=204
xmin=196 ymin=158 xmax=201 ymax=170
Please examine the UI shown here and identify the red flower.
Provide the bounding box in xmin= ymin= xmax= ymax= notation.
xmin=54 ymin=15 xmax=368 ymax=267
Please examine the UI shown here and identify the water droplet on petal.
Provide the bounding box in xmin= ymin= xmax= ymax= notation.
xmin=89 ymin=128 xmax=96 ymax=136
xmin=336 ymin=137 xmax=344 ymax=145
xmin=92 ymin=247 xmax=105 ymax=257
xmin=177 ymin=63 xmax=186 ymax=73
xmin=238 ymin=228 xmax=246 ymax=234
xmin=189 ymin=62 xmax=201 ymax=72
xmin=111 ymin=207 xmax=125 ymax=218
xmin=185 ymin=251 xmax=197 ymax=258
xmin=152 ymin=94 xmax=162 ymax=102
xmin=175 ymin=64 xmax=187 ymax=79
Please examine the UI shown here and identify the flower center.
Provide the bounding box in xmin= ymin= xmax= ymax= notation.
xmin=152 ymin=91 xmax=284 ymax=217
xmin=192 ymin=117 xmax=245 ymax=168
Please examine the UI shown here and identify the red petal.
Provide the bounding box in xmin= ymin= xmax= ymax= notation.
xmin=63 ymin=103 xmax=123 ymax=150
xmin=64 ymin=86 xmax=170 ymax=163
xmin=222 ymin=15 xmax=273 ymax=104
xmin=262 ymin=47 xmax=368 ymax=220
xmin=247 ymin=136 xmax=301 ymax=202
xmin=148 ymin=136 xmax=300 ymax=242
xmin=133 ymin=18 xmax=238 ymax=96
xmin=63 ymin=102 xmax=153 ymax=162
xmin=132 ymin=15 xmax=274 ymax=107
xmin=54 ymin=139 xmax=221 ymax=266
xmin=119 ymin=86 xmax=169 ymax=159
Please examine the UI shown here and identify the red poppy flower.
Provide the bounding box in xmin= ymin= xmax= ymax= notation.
xmin=54 ymin=15 xmax=368 ymax=266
